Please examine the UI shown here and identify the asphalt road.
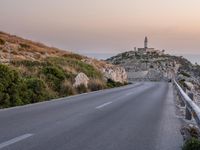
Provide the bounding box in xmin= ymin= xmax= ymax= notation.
xmin=0 ymin=82 xmax=183 ymax=150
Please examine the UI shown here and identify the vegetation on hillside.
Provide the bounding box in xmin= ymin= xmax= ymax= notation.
xmin=0 ymin=55 xmax=126 ymax=108
xmin=0 ymin=31 xmax=128 ymax=109
xmin=183 ymin=138 xmax=200 ymax=150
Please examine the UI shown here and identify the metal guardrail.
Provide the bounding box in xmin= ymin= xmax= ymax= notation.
xmin=173 ymin=80 xmax=200 ymax=128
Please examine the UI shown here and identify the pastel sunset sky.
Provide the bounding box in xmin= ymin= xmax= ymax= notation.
xmin=1 ymin=0 xmax=200 ymax=57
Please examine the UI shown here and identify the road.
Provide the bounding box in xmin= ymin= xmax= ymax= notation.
xmin=0 ymin=82 xmax=183 ymax=150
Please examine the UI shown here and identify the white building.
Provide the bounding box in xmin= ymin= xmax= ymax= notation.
xmin=138 ymin=37 xmax=164 ymax=55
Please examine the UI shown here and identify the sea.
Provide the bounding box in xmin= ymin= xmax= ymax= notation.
xmin=181 ymin=54 xmax=200 ymax=65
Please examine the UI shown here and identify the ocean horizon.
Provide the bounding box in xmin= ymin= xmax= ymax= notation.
xmin=177 ymin=54 xmax=200 ymax=65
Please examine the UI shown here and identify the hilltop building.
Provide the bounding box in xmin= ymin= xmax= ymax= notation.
xmin=137 ymin=37 xmax=164 ymax=55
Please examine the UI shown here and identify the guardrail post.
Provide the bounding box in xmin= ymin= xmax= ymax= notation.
xmin=188 ymin=92 xmax=194 ymax=101
xmin=182 ymin=86 xmax=187 ymax=92
xmin=179 ymin=94 xmax=185 ymax=107
xmin=185 ymin=107 xmax=192 ymax=120
xmin=173 ymin=81 xmax=185 ymax=107
xmin=185 ymin=92 xmax=194 ymax=120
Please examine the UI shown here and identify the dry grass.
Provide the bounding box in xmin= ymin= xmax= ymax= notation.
xmin=0 ymin=31 xmax=69 ymax=59
xmin=60 ymin=80 xmax=75 ymax=96
xmin=88 ymin=79 xmax=106 ymax=91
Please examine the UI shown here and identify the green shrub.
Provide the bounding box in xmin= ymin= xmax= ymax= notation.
xmin=63 ymin=53 xmax=83 ymax=60
xmin=59 ymin=80 xmax=74 ymax=96
xmin=122 ymin=52 xmax=128 ymax=58
xmin=12 ymin=60 xmax=46 ymax=68
xmin=88 ymin=79 xmax=106 ymax=91
xmin=179 ymin=79 xmax=186 ymax=88
xmin=0 ymin=38 xmax=5 ymax=45
xmin=42 ymin=66 xmax=66 ymax=91
xmin=46 ymin=57 xmax=103 ymax=79
xmin=181 ymin=71 xmax=191 ymax=77
xmin=106 ymin=79 xmax=124 ymax=88
xmin=183 ymin=138 xmax=200 ymax=150
xmin=22 ymin=78 xmax=49 ymax=103
xmin=43 ymin=66 xmax=65 ymax=80
xmin=19 ymin=43 xmax=30 ymax=49
xmin=76 ymin=84 xmax=88 ymax=94
xmin=0 ymin=64 xmax=21 ymax=108
xmin=0 ymin=63 xmax=55 ymax=108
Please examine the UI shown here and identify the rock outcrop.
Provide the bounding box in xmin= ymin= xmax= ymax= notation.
xmin=107 ymin=51 xmax=179 ymax=82
xmin=82 ymin=58 xmax=128 ymax=83
xmin=101 ymin=66 xmax=127 ymax=83
xmin=73 ymin=73 xmax=89 ymax=87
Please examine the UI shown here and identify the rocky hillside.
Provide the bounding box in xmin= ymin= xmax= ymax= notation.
xmin=107 ymin=51 xmax=180 ymax=81
xmin=0 ymin=31 xmax=127 ymax=83
xmin=107 ymin=50 xmax=200 ymax=104
xmin=0 ymin=31 xmax=127 ymax=108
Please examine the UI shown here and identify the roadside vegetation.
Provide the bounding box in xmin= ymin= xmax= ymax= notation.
xmin=0 ymin=56 xmax=127 ymax=108
xmin=183 ymin=138 xmax=200 ymax=150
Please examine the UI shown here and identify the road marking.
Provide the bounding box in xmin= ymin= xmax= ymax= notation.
xmin=96 ymin=102 xmax=113 ymax=109
xmin=125 ymin=92 xmax=132 ymax=96
xmin=0 ymin=134 xmax=33 ymax=149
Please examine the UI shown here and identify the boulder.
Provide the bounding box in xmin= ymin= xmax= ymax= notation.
xmin=184 ymin=81 xmax=194 ymax=90
xmin=73 ymin=73 xmax=89 ymax=87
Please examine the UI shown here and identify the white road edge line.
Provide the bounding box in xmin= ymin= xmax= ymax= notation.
xmin=0 ymin=134 xmax=33 ymax=149
xmin=96 ymin=102 xmax=113 ymax=109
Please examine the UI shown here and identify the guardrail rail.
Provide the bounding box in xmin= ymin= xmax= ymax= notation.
xmin=173 ymin=80 xmax=200 ymax=128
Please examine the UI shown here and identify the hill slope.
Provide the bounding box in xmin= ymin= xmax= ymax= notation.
xmin=0 ymin=31 xmax=127 ymax=108
xmin=107 ymin=50 xmax=200 ymax=104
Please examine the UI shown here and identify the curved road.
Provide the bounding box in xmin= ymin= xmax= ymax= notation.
xmin=0 ymin=82 xmax=183 ymax=150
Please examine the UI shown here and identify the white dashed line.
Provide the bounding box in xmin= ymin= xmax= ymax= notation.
xmin=96 ymin=102 xmax=113 ymax=109
xmin=0 ymin=134 xmax=33 ymax=149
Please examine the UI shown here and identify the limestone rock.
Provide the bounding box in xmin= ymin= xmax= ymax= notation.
xmin=101 ymin=66 xmax=127 ymax=83
xmin=73 ymin=73 xmax=89 ymax=87
xmin=82 ymin=58 xmax=128 ymax=83
xmin=184 ymin=81 xmax=194 ymax=90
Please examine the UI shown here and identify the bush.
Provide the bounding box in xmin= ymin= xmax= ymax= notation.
xmin=181 ymin=71 xmax=191 ymax=78
xmin=19 ymin=43 xmax=30 ymax=49
xmin=0 ymin=38 xmax=5 ymax=45
xmin=43 ymin=66 xmax=66 ymax=80
xmin=150 ymin=65 xmax=154 ymax=68
xmin=59 ymin=80 xmax=74 ymax=96
xmin=12 ymin=60 xmax=46 ymax=68
xmin=0 ymin=64 xmax=21 ymax=108
xmin=76 ymin=84 xmax=88 ymax=94
xmin=179 ymin=79 xmax=186 ymax=88
xmin=88 ymin=79 xmax=106 ymax=91
xmin=183 ymin=138 xmax=200 ymax=150
xmin=0 ymin=64 xmax=54 ymax=108
xmin=22 ymin=78 xmax=49 ymax=103
xmin=43 ymin=66 xmax=65 ymax=90
xmin=46 ymin=57 xmax=103 ymax=79
xmin=106 ymin=79 xmax=124 ymax=88
xmin=63 ymin=53 xmax=83 ymax=60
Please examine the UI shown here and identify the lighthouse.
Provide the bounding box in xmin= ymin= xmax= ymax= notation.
xmin=144 ymin=36 xmax=148 ymax=49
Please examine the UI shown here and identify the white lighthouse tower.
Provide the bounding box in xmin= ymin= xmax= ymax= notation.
xmin=144 ymin=36 xmax=148 ymax=49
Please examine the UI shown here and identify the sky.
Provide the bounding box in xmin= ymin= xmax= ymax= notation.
xmin=0 ymin=0 xmax=200 ymax=58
